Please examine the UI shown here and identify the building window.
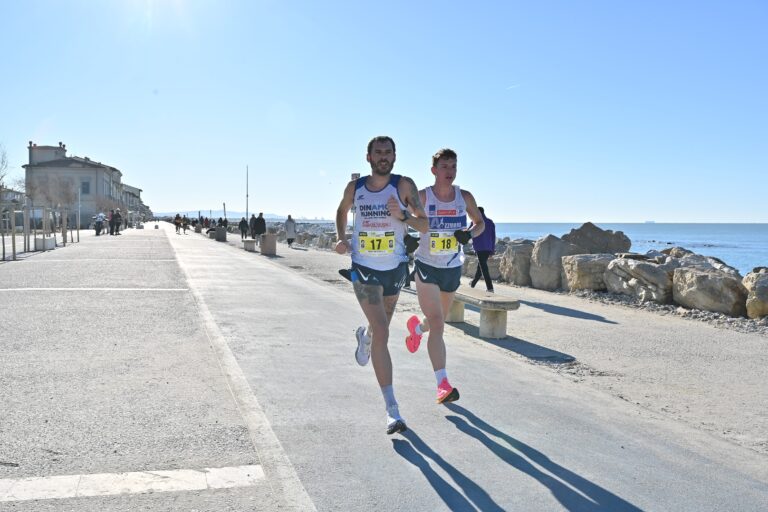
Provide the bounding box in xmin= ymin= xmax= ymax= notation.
xmin=81 ymin=180 xmax=90 ymax=195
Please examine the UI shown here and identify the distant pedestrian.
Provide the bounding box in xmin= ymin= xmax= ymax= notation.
xmin=108 ymin=209 xmax=116 ymax=235
xmin=95 ymin=212 xmax=105 ymax=236
xmin=248 ymin=214 xmax=257 ymax=239
xmin=174 ymin=213 xmax=182 ymax=234
xmin=284 ymin=214 xmax=296 ymax=248
xmin=113 ymin=209 xmax=123 ymax=235
xmin=182 ymin=215 xmax=190 ymax=234
xmin=238 ymin=217 xmax=248 ymax=239
xmin=470 ymin=207 xmax=496 ymax=292
xmin=253 ymin=212 xmax=266 ymax=242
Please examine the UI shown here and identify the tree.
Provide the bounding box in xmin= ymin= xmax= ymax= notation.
xmin=1 ymin=144 xmax=9 ymax=258
xmin=0 ymin=143 xmax=8 ymax=192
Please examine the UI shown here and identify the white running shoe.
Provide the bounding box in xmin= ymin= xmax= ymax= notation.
xmin=355 ymin=326 xmax=371 ymax=366
xmin=386 ymin=405 xmax=407 ymax=435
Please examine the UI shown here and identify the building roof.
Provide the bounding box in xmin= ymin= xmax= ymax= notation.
xmin=23 ymin=156 xmax=122 ymax=175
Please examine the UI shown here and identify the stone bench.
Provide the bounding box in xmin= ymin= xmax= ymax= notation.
xmin=243 ymin=239 xmax=258 ymax=252
xmin=446 ymin=288 xmax=520 ymax=339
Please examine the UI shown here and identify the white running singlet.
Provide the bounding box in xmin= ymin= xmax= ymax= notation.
xmin=351 ymin=174 xmax=408 ymax=271
xmin=415 ymin=185 xmax=467 ymax=268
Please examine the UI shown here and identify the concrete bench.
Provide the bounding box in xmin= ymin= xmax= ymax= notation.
xmin=446 ymin=288 xmax=520 ymax=339
xmin=243 ymin=239 xmax=258 ymax=252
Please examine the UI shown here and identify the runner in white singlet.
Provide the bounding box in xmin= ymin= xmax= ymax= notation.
xmin=404 ymin=148 xmax=485 ymax=404
xmin=335 ymin=136 xmax=428 ymax=435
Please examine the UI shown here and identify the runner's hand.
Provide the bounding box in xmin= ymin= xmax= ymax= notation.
xmin=386 ymin=195 xmax=402 ymax=220
xmin=454 ymin=229 xmax=471 ymax=245
xmin=335 ymin=239 xmax=350 ymax=254
xmin=404 ymin=234 xmax=419 ymax=254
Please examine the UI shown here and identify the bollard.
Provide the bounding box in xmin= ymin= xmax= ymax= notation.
xmin=215 ymin=226 xmax=227 ymax=242
xmin=260 ymin=233 xmax=277 ymax=256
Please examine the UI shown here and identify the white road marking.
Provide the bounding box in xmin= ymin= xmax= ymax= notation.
xmin=0 ymin=465 xmax=264 ymax=502
xmin=171 ymin=241 xmax=317 ymax=510
xmin=0 ymin=288 xmax=188 ymax=292
xmin=15 ymin=259 xmax=178 ymax=262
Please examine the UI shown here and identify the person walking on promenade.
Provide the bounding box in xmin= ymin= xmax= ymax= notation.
xmin=253 ymin=212 xmax=266 ymax=243
xmin=182 ymin=215 xmax=190 ymax=234
xmin=95 ymin=212 xmax=105 ymax=236
xmin=113 ymin=209 xmax=123 ymax=235
xmin=284 ymin=214 xmax=297 ymax=248
xmin=174 ymin=213 xmax=182 ymax=234
xmin=404 ymin=148 xmax=484 ymax=405
xmin=470 ymin=207 xmax=496 ymax=292
xmin=238 ymin=217 xmax=249 ymax=240
xmin=335 ymin=135 xmax=428 ymax=435
xmin=108 ymin=209 xmax=115 ymax=236
xmin=248 ymin=214 xmax=257 ymax=239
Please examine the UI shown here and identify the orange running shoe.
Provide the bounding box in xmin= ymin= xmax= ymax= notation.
xmin=436 ymin=378 xmax=460 ymax=404
xmin=405 ymin=315 xmax=422 ymax=353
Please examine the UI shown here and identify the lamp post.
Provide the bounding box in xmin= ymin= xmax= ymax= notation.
xmin=246 ymin=165 xmax=249 ymax=220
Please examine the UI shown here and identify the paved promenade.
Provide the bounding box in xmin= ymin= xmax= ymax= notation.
xmin=1 ymin=224 xmax=767 ymax=511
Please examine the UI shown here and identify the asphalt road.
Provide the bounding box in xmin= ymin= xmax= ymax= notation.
xmin=1 ymin=224 xmax=766 ymax=511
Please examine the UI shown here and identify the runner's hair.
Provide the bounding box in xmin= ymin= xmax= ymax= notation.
xmin=432 ymin=148 xmax=457 ymax=167
xmin=367 ymin=136 xmax=396 ymax=155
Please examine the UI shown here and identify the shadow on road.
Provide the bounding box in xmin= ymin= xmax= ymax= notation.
xmin=393 ymin=429 xmax=505 ymax=511
xmin=519 ymin=300 xmax=618 ymax=324
xmin=444 ymin=404 xmax=642 ymax=512
xmin=448 ymin=322 xmax=576 ymax=364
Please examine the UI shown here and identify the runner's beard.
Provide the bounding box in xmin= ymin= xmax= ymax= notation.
xmin=371 ymin=160 xmax=393 ymax=176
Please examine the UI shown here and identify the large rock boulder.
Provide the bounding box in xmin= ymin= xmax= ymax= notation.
xmin=662 ymin=247 xmax=741 ymax=277
xmin=561 ymin=222 xmax=631 ymax=254
xmin=743 ymin=269 xmax=768 ymax=319
xmin=530 ymin=235 xmax=580 ymax=291
xmin=462 ymin=254 xmax=501 ymax=280
xmin=561 ymin=254 xmax=614 ymax=291
xmin=604 ymin=257 xmax=679 ymax=303
xmin=672 ymin=268 xmax=748 ymax=317
xmin=316 ymin=232 xmax=337 ymax=250
xmin=499 ymin=240 xmax=534 ymax=286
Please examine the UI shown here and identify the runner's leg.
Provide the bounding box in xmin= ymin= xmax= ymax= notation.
xmin=415 ymin=274 xmax=447 ymax=371
xmin=354 ymin=281 xmax=394 ymax=387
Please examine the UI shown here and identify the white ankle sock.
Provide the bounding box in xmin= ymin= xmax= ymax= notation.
xmin=381 ymin=385 xmax=397 ymax=409
xmin=435 ymin=368 xmax=447 ymax=385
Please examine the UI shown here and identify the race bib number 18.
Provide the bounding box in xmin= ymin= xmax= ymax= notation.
xmin=358 ymin=231 xmax=395 ymax=255
xmin=430 ymin=232 xmax=457 ymax=254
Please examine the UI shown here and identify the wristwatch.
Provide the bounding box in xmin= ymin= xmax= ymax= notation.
xmin=399 ymin=210 xmax=411 ymax=222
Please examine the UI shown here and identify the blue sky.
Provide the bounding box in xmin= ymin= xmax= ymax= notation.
xmin=1 ymin=0 xmax=766 ymax=222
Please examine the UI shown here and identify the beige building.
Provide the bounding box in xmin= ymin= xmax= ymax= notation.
xmin=22 ymin=141 xmax=151 ymax=226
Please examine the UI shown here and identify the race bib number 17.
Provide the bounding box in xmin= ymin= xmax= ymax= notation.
xmin=358 ymin=231 xmax=395 ymax=255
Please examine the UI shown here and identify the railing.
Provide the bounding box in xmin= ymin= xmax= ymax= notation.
xmin=0 ymin=204 xmax=81 ymax=261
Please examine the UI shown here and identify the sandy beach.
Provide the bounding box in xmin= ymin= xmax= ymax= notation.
xmin=236 ymin=235 xmax=768 ymax=458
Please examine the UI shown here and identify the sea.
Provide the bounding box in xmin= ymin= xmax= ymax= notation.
xmin=494 ymin=223 xmax=768 ymax=276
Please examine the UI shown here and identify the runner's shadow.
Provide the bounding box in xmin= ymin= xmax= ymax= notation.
xmin=444 ymin=404 xmax=642 ymax=511
xmin=392 ymin=429 xmax=505 ymax=511
xmin=519 ymin=300 xmax=617 ymax=324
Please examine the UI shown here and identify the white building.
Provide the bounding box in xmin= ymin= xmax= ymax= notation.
xmin=22 ymin=141 xmax=151 ymax=226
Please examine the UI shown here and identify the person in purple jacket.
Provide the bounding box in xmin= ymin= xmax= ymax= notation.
xmin=470 ymin=207 xmax=496 ymax=292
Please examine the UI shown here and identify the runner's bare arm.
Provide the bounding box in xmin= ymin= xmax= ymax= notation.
xmin=462 ymin=190 xmax=485 ymax=238
xmin=399 ymin=177 xmax=429 ymax=234
xmin=335 ymin=180 xmax=355 ymax=254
